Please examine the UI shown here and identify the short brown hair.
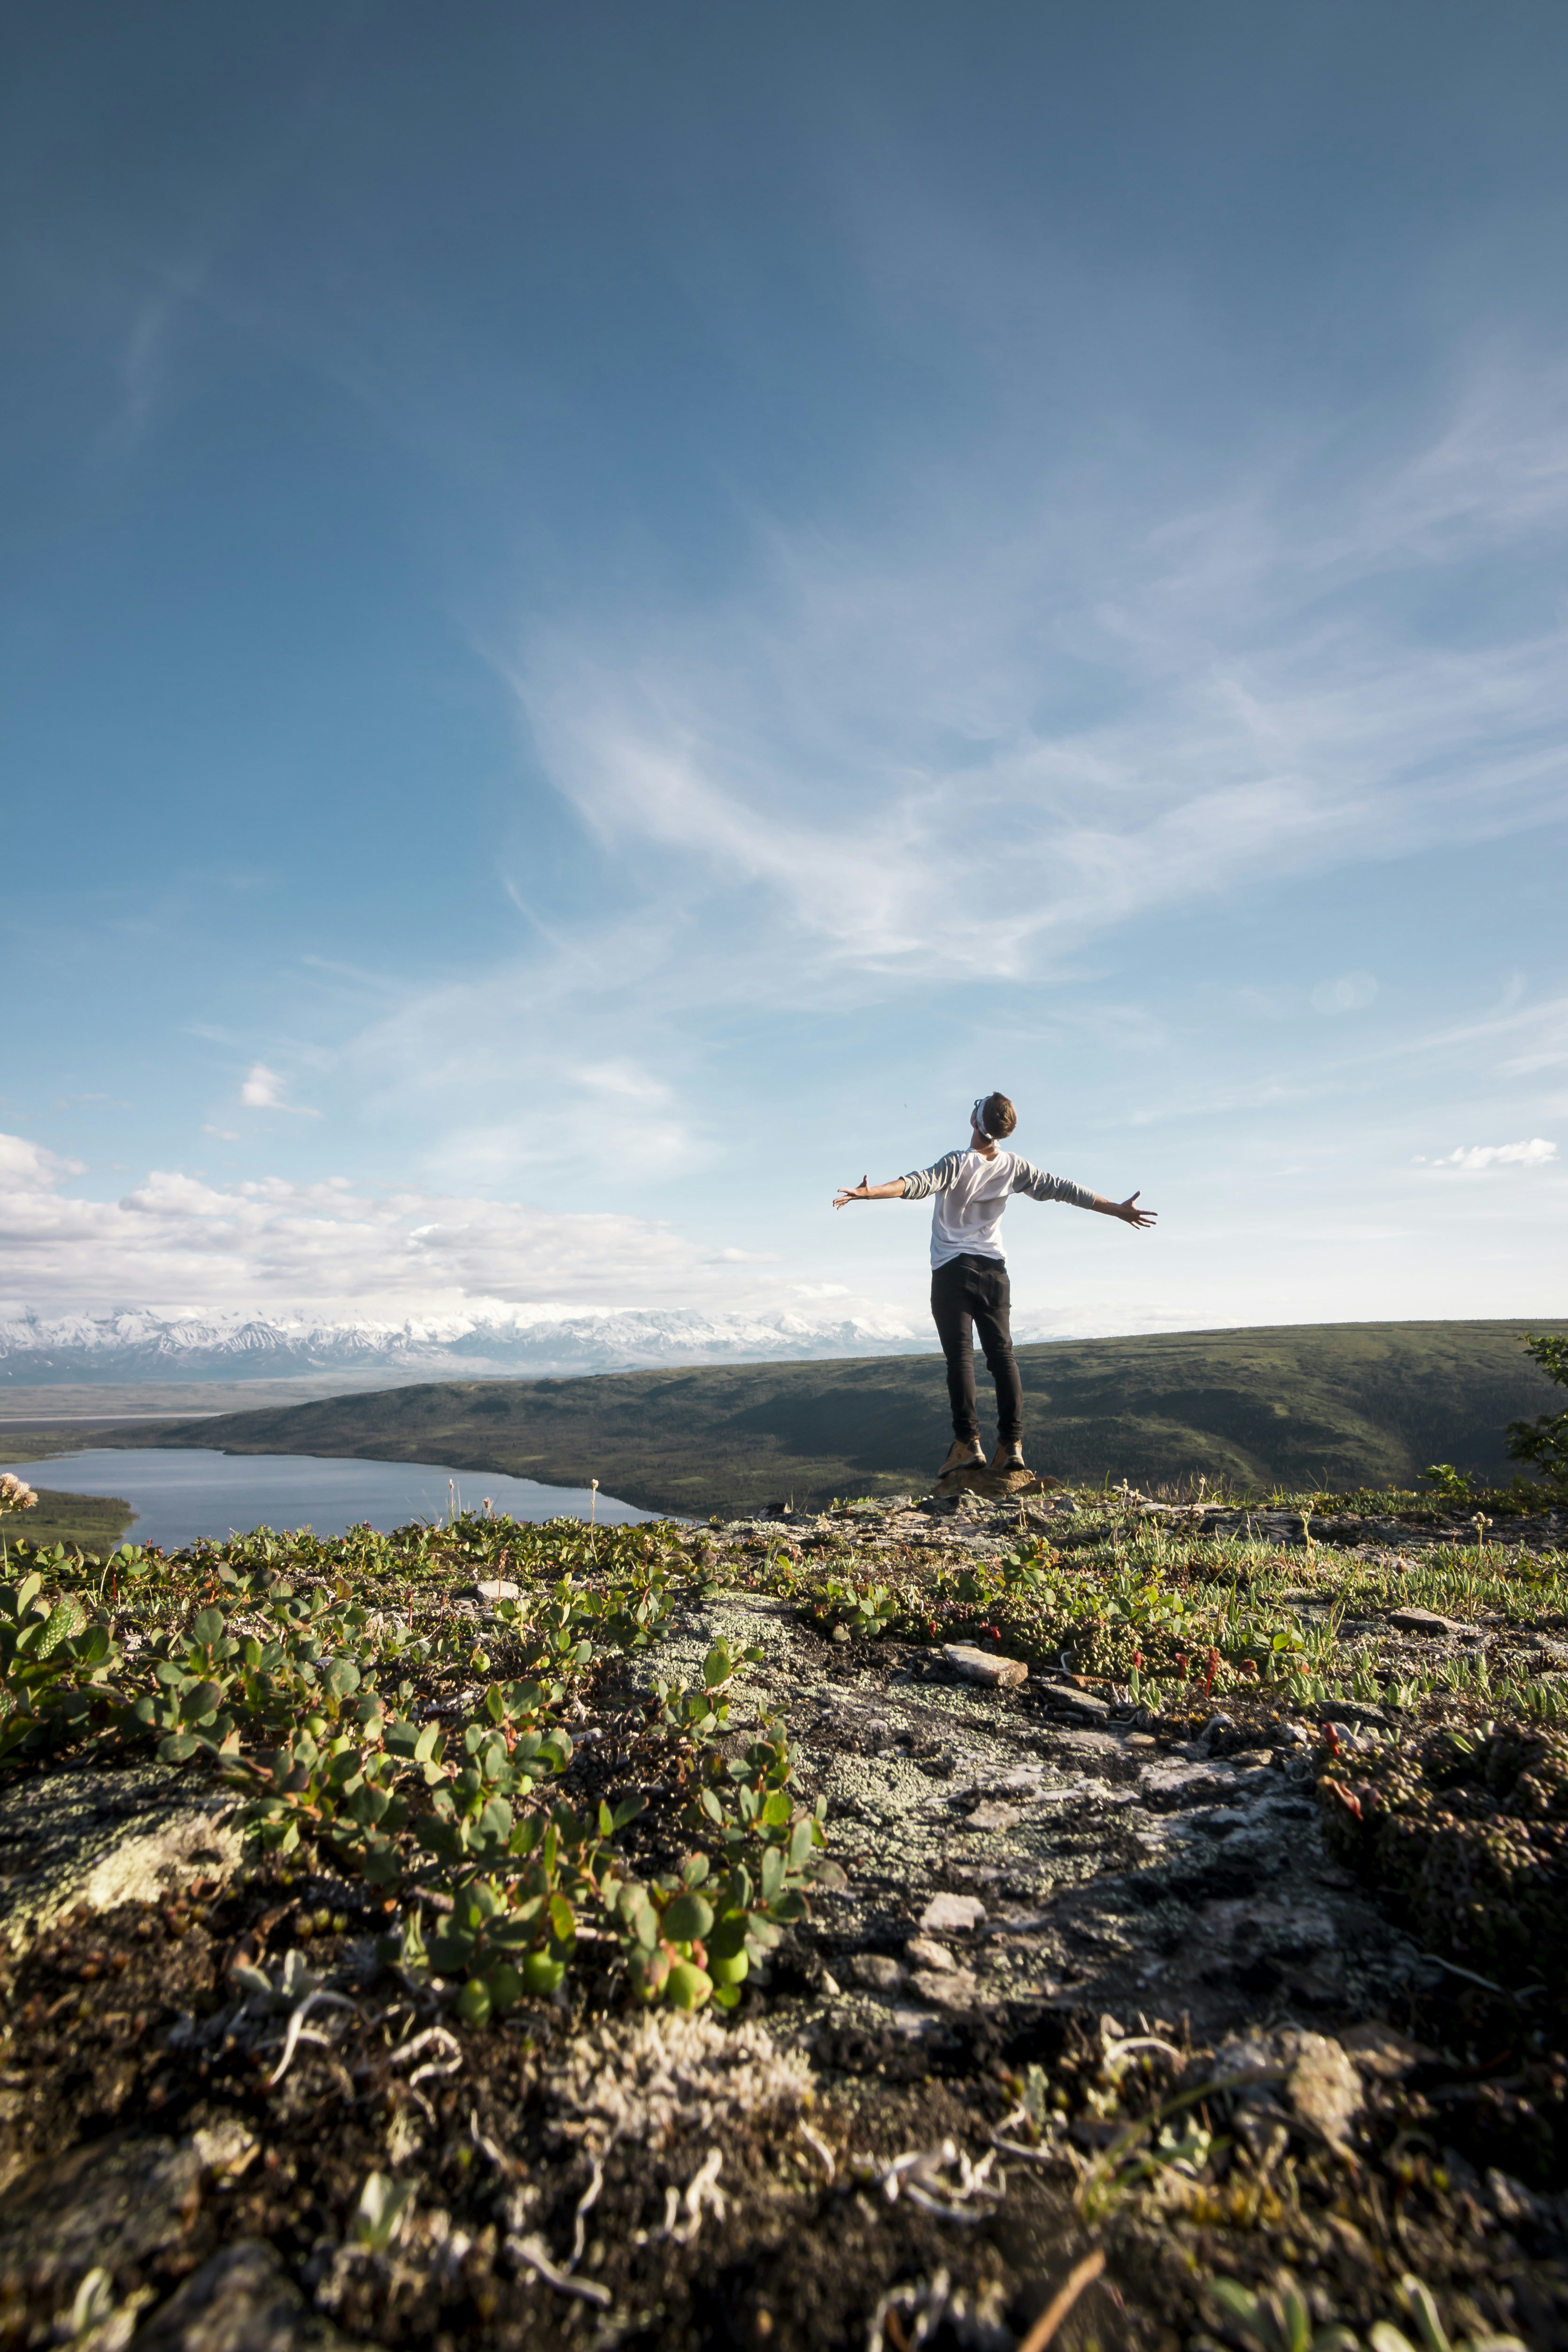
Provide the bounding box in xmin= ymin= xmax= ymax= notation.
xmin=981 ymin=1091 xmax=1017 ymax=1138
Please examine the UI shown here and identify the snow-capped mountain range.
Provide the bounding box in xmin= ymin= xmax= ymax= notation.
xmin=0 ymin=1308 xmax=936 ymax=1385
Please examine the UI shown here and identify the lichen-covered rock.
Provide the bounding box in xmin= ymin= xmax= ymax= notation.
xmin=0 ymin=1765 xmax=244 ymax=1945
xmin=1318 ymin=1722 xmax=1568 ymax=1990
xmin=1285 ymin=2032 xmax=1364 ymax=2147
xmin=0 ymin=2134 xmax=203 ymax=2340
xmin=132 ymin=2241 xmax=367 ymax=2351
xmin=1213 ymin=2027 xmax=1365 ymax=2148
xmin=850 ymin=1952 xmax=903 ymax=1990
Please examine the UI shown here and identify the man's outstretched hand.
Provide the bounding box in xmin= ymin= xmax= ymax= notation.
xmin=833 ymin=1175 xmax=873 ymax=1209
xmin=1112 ymin=1191 xmax=1157 ymax=1229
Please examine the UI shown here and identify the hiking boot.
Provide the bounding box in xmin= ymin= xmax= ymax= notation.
xmin=938 ymin=1437 xmax=986 ymax=1477
xmin=989 ymin=1441 xmax=1026 ymax=1473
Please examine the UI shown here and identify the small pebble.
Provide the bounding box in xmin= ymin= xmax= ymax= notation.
xmin=907 ymin=1966 xmax=980 ymax=2011
xmin=850 ymin=1952 xmax=904 ymax=1991
xmin=943 ymin=1644 xmax=1028 ymax=1690
xmin=919 ymin=1892 xmax=986 ymax=1935
xmin=962 ymin=1801 xmax=1022 ymax=1833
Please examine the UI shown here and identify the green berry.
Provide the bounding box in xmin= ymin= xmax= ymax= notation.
xmin=455 ymin=1976 xmax=492 ymax=2027
xmin=486 ymin=1961 xmax=525 ymax=2012
xmin=709 ymin=1948 xmax=749 ymax=1987
xmin=630 ymin=1947 xmax=671 ymax=2003
xmin=664 ymin=1961 xmax=713 ymax=2012
xmin=524 ymin=1950 xmax=566 ymax=1995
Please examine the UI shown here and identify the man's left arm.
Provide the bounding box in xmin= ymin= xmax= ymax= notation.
xmin=1012 ymin=1160 xmax=1157 ymax=1229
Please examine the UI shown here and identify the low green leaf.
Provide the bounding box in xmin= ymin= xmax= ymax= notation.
xmin=427 ymin=1930 xmax=477 ymax=1971
xmin=706 ymin=1913 xmax=747 ymax=1960
xmin=416 ymin=1816 xmax=464 ymax=1864
xmin=662 ymin=1891 xmax=713 ymax=1942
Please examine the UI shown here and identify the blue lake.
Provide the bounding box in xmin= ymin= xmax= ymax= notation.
xmin=2 ymin=1448 xmax=659 ymax=1550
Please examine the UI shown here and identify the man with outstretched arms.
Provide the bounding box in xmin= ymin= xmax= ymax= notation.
xmin=834 ymin=1092 xmax=1156 ymax=1479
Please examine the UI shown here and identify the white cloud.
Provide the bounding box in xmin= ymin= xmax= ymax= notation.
xmin=239 ymin=1063 xmax=320 ymax=1116
xmin=1425 ymin=1138 xmax=1558 ymax=1171
xmin=0 ymin=1129 xmax=723 ymax=1321
xmin=0 ymin=1134 xmax=85 ymax=1183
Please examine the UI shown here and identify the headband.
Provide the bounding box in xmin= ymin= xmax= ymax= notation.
xmin=972 ymin=1097 xmax=992 ymax=1141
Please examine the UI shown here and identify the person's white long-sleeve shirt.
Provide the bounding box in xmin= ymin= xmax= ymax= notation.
xmin=900 ymin=1149 xmax=1096 ymax=1270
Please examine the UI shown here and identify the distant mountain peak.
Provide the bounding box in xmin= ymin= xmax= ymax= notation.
xmin=0 ymin=1306 xmax=931 ymax=1385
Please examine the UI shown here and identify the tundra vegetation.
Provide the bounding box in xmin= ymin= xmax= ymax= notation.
xmin=0 ymin=1448 xmax=1564 ymax=2348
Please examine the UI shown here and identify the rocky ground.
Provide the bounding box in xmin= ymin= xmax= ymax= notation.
xmin=0 ymin=1483 xmax=1565 ymax=2352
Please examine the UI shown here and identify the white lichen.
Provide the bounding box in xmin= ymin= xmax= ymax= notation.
xmin=552 ymin=2008 xmax=812 ymax=2151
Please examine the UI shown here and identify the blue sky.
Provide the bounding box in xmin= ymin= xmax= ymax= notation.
xmin=3 ymin=1 xmax=1566 ymax=1340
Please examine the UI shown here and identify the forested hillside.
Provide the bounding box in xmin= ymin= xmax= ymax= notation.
xmin=93 ymin=1320 xmax=1568 ymax=1517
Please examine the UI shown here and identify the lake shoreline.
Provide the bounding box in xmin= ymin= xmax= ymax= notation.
xmin=0 ymin=1447 xmax=656 ymax=1551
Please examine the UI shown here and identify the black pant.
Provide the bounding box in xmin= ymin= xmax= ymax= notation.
xmin=930 ymin=1253 xmax=1023 ymax=1443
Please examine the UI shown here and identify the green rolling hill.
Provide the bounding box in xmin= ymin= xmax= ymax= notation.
xmin=0 ymin=1488 xmax=136 ymax=1554
xmin=85 ymin=1319 xmax=1567 ymax=1518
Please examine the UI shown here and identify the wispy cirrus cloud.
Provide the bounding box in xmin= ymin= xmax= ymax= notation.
xmin=512 ymin=354 xmax=1568 ymax=990
xmin=323 ymin=346 xmax=1568 ymax=1199
xmin=1417 ymin=1138 xmax=1558 ymax=1170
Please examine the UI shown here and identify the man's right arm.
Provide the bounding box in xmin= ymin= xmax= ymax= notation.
xmin=832 ymin=1176 xmax=907 ymax=1207
xmin=834 ymin=1151 xmax=962 ymax=1208
xmin=898 ymin=1152 xmax=963 ymax=1200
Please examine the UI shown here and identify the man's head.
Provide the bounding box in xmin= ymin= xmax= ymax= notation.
xmin=972 ymin=1092 xmax=1017 ymax=1146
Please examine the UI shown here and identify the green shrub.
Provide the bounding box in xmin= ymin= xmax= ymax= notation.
xmin=1506 ymin=1332 xmax=1568 ymax=1489
xmin=1319 ymin=1721 xmax=1568 ymax=1992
